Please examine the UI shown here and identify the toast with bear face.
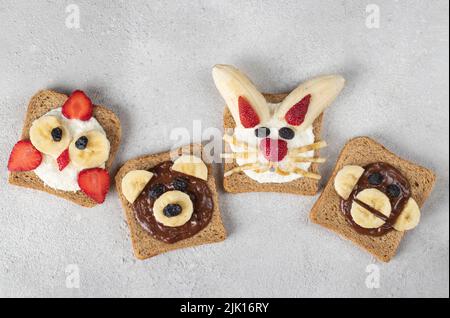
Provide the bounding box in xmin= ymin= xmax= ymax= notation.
xmin=213 ymin=65 xmax=345 ymax=193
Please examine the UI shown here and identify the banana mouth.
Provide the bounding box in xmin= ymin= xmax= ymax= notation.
xmin=350 ymin=189 xmax=392 ymax=229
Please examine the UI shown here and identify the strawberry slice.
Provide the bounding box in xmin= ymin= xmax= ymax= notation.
xmin=57 ymin=149 xmax=70 ymax=171
xmin=8 ymin=140 xmax=43 ymax=172
xmin=78 ymin=168 xmax=110 ymax=204
xmin=62 ymin=90 xmax=93 ymax=121
xmin=238 ymin=96 xmax=260 ymax=128
xmin=285 ymin=94 xmax=311 ymax=126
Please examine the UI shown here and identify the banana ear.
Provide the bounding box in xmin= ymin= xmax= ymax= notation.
xmin=276 ymin=75 xmax=345 ymax=131
xmin=212 ymin=64 xmax=270 ymax=128
xmin=334 ymin=165 xmax=365 ymax=200
xmin=393 ymin=198 xmax=421 ymax=231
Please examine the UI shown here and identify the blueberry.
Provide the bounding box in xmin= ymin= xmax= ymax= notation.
xmin=368 ymin=172 xmax=383 ymax=185
xmin=75 ymin=136 xmax=89 ymax=150
xmin=149 ymin=184 xmax=166 ymax=199
xmin=51 ymin=127 xmax=63 ymax=142
xmin=163 ymin=204 xmax=183 ymax=217
xmin=254 ymin=127 xmax=270 ymax=138
xmin=173 ymin=177 xmax=188 ymax=192
xmin=387 ymin=184 xmax=401 ymax=198
xmin=279 ymin=127 xmax=295 ymax=140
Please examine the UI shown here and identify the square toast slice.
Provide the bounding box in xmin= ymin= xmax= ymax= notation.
xmin=310 ymin=136 xmax=436 ymax=262
xmin=223 ymin=93 xmax=324 ymax=195
xmin=8 ymin=90 xmax=122 ymax=208
xmin=115 ymin=145 xmax=227 ymax=260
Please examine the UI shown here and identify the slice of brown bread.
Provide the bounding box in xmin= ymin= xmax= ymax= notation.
xmin=223 ymin=93 xmax=324 ymax=195
xmin=115 ymin=145 xmax=227 ymax=260
xmin=310 ymin=136 xmax=436 ymax=262
xmin=8 ymin=90 xmax=122 ymax=208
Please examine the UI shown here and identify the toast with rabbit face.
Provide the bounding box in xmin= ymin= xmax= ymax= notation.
xmin=213 ymin=65 xmax=345 ymax=184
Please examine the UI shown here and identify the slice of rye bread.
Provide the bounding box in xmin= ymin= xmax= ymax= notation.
xmin=115 ymin=145 xmax=227 ymax=260
xmin=8 ymin=90 xmax=122 ymax=208
xmin=223 ymin=93 xmax=324 ymax=195
xmin=310 ymin=136 xmax=436 ymax=262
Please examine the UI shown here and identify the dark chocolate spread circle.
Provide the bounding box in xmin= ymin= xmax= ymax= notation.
xmin=341 ymin=162 xmax=411 ymax=236
xmin=133 ymin=161 xmax=214 ymax=244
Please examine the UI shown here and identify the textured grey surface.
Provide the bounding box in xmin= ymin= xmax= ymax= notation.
xmin=0 ymin=0 xmax=448 ymax=298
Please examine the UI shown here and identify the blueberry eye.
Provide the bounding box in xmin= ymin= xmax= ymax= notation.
xmin=368 ymin=173 xmax=383 ymax=185
xmin=279 ymin=127 xmax=295 ymax=140
xmin=149 ymin=184 xmax=166 ymax=199
xmin=387 ymin=184 xmax=401 ymax=198
xmin=255 ymin=127 xmax=270 ymax=138
xmin=51 ymin=127 xmax=63 ymax=142
xmin=172 ymin=177 xmax=188 ymax=192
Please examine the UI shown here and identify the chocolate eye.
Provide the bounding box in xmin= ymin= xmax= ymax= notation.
xmin=387 ymin=184 xmax=401 ymax=198
xmin=254 ymin=127 xmax=270 ymax=138
xmin=149 ymin=184 xmax=166 ymax=199
xmin=368 ymin=173 xmax=383 ymax=185
xmin=279 ymin=127 xmax=295 ymax=140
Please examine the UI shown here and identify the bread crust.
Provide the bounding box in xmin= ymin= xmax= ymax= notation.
xmin=115 ymin=145 xmax=227 ymax=260
xmin=309 ymin=136 xmax=436 ymax=262
xmin=8 ymin=90 xmax=122 ymax=207
xmin=223 ymin=93 xmax=324 ymax=195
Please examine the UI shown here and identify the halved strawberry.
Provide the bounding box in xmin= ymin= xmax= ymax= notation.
xmin=259 ymin=138 xmax=288 ymax=162
xmin=8 ymin=140 xmax=43 ymax=172
xmin=285 ymin=94 xmax=311 ymax=126
xmin=62 ymin=90 xmax=93 ymax=121
xmin=78 ymin=168 xmax=110 ymax=204
xmin=57 ymin=149 xmax=70 ymax=171
xmin=238 ymin=96 xmax=260 ymax=128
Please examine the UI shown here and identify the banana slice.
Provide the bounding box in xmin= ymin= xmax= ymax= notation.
xmin=212 ymin=64 xmax=271 ymax=127
xmin=69 ymin=130 xmax=110 ymax=169
xmin=172 ymin=155 xmax=208 ymax=181
xmin=334 ymin=165 xmax=365 ymax=199
xmin=351 ymin=189 xmax=392 ymax=229
xmin=393 ymin=198 xmax=421 ymax=231
xmin=29 ymin=116 xmax=71 ymax=157
xmin=153 ymin=190 xmax=194 ymax=227
xmin=121 ymin=170 xmax=154 ymax=204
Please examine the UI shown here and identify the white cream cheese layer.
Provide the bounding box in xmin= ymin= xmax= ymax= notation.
xmin=33 ymin=108 xmax=107 ymax=192
xmin=229 ymin=103 xmax=315 ymax=184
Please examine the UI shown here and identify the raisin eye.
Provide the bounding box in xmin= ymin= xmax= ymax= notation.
xmin=368 ymin=173 xmax=383 ymax=185
xmin=387 ymin=184 xmax=401 ymax=198
xmin=279 ymin=127 xmax=295 ymax=140
xmin=255 ymin=127 xmax=270 ymax=138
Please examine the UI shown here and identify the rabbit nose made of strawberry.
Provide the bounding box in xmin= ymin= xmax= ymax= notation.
xmin=259 ymin=138 xmax=288 ymax=162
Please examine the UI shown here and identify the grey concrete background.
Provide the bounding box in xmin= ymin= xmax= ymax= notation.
xmin=0 ymin=0 xmax=448 ymax=298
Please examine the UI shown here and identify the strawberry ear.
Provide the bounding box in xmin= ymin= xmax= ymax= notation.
xmin=285 ymin=94 xmax=311 ymax=126
xmin=238 ymin=96 xmax=260 ymax=128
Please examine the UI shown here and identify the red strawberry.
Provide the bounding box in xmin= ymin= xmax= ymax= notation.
xmin=57 ymin=149 xmax=70 ymax=171
xmin=62 ymin=90 xmax=93 ymax=121
xmin=259 ymin=138 xmax=288 ymax=162
xmin=8 ymin=140 xmax=43 ymax=172
xmin=285 ymin=94 xmax=311 ymax=126
xmin=78 ymin=168 xmax=110 ymax=204
xmin=238 ymin=96 xmax=260 ymax=128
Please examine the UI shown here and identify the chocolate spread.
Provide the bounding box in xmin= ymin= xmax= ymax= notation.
xmin=133 ymin=161 xmax=214 ymax=244
xmin=341 ymin=162 xmax=411 ymax=236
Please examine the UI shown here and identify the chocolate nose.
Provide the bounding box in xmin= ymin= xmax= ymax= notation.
xmin=259 ymin=138 xmax=288 ymax=162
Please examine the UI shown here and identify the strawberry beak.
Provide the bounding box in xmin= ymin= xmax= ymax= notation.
xmin=259 ymin=138 xmax=288 ymax=162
